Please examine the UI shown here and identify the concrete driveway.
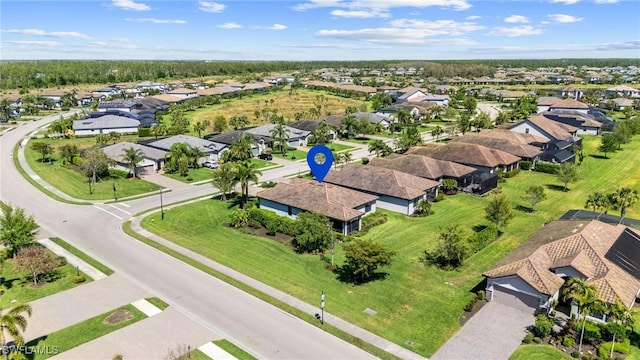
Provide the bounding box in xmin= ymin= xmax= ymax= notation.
xmin=430 ymin=301 xmax=534 ymax=360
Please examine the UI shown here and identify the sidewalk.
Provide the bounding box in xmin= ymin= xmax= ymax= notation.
xmin=39 ymin=238 xmax=107 ymax=280
xmin=130 ymin=216 xmax=427 ymax=360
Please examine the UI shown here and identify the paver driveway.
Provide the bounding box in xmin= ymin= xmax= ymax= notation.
xmin=431 ymin=301 xmax=534 ymax=360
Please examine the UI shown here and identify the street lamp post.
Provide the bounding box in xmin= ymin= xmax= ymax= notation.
xmin=112 ymin=182 xmax=117 ymax=202
xmin=160 ymin=188 xmax=165 ymax=220
xmin=320 ymin=291 xmax=325 ymax=325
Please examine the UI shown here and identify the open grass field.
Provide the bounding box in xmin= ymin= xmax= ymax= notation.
xmin=164 ymin=88 xmax=368 ymax=129
xmin=140 ymin=134 xmax=640 ymax=357
xmin=24 ymin=136 xmax=161 ymax=200
xmin=1 ymin=257 xmax=92 ymax=308
xmin=25 ymin=304 xmax=147 ymax=360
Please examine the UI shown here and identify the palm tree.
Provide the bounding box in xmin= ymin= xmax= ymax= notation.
xmin=270 ymin=123 xmax=289 ymax=155
xmin=225 ymin=135 xmax=255 ymax=163
xmin=430 ymin=126 xmax=444 ymax=141
xmin=605 ymin=300 xmax=635 ymax=358
xmin=121 ymin=147 xmax=144 ymax=178
xmin=339 ymin=152 xmax=352 ymax=166
xmin=0 ymin=303 xmax=33 ymax=358
xmin=562 ymin=278 xmax=601 ymax=354
xmin=0 ymin=98 xmax=12 ymax=119
xmin=311 ymin=120 xmax=331 ymax=146
xmin=611 ymin=187 xmax=638 ymax=218
xmin=585 ymin=192 xmax=607 ymax=213
xmin=368 ymin=139 xmax=389 ymax=157
xmin=396 ymin=109 xmax=411 ymax=125
xmin=234 ymin=160 xmax=262 ymax=209
xmin=193 ymin=121 xmax=206 ymax=138
xmin=187 ymin=145 xmax=206 ymax=169
xmin=150 ymin=124 xmax=169 ymax=139
xmin=165 ymin=143 xmax=191 ymax=177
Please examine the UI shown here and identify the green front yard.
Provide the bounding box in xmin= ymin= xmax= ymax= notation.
xmin=164 ymin=158 xmax=280 ymax=183
xmin=270 ymin=148 xmax=307 ymax=161
xmin=325 ymin=142 xmax=356 ymax=153
xmin=140 ymin=135 xmax=640 ymax=357
xmin=509 ymin=345 xmax=572 ymax=360
xmin=24 ymin=137 xmax=161 ymax=200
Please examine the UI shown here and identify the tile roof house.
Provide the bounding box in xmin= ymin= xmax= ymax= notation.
xmin=509 ymin=114 xmax=579 ymax=143
xmin=406 ymin=143 xmax=521 ymax=174
xmin=257 ymin=178 xmax=378 ymax=235
xmin=323 ymin=163 xmax=439 ymax=215
xmin=450 ymin=134 xmax=544 ymax=162
xmin=166 ymin=87 xmax=197 ymax=99
xmin=473 ymin=129 xmax=549 ymax=147
xmin=145 ymin=134 xmax=228 ymax=161
xmin=484 ymin=220 xmax=640 ymax=317
xmin=548 ymin=98 xmax=590 ymax=115
xmin=243 ymin=124 xmax=311 ymax=150
xmin=205 ymin=130 xmax=260 ymax=156
xmin=101 ymin=141 xmax=167 ymax=172
xmin=368 ymin=154 xmax=476 ymax=185
xmin=288 ymin=120 xmax=337 ymax=141
xmin=541 ymin=111 xmax=602 ymax=135
xmin=605 ymin=85 xmax=640 ymax=98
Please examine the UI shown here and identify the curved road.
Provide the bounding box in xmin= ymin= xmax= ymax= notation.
xmin=0 ymin=115 xmax=376 ymax=359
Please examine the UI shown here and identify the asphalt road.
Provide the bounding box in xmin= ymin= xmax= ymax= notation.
xmin=0 ymin=115 xmax=377 ymax=359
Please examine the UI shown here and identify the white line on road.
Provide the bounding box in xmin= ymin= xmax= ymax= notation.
xmin=108 ymin=204 xmax=131 ymax=215
xmin=93 ymin=205 xmax=123 ymax=220
xmin=118 ymin=202 xmax=130 ymax=208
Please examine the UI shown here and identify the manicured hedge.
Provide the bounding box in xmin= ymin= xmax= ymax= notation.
xmin=248 ymin=207 xmax=298 ymax=236
xmin=534 ymin=162 xmax=561 ymax=174
xmin=520 ymin=160 xmax=532 ymax=170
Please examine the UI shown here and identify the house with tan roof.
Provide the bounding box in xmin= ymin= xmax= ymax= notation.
xmin=368 ymin=154 xmax=476 ymax=185
xmin=406 ymin=143 xmax=521 ymax=174
xmin=450 ymin=134 xmax=543 ymax=162
xmin=509 ymin=115 xmax=580 ymax=163
xmin=473 ymin=129 xmax=549 ymax=147
xmin=166 ymin=87 xmax=197 ymax=99
xmin=484 ymin=220 xmax=640 ymax=318
xmin=548 ymin=98 xmax=590 ymax=115
xmin=257 ymin=178 xmax=378 ymax=235
xmin=323 ymin=163 xmax=439 ymax=215
xmin=605 ymin=85 xmax=640 ymax=98
xmin=541 ymin=111 xmax=602 ymax=136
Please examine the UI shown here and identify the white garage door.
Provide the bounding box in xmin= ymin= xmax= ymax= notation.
xmin=492 ymin=286 xmax=539 ymax=314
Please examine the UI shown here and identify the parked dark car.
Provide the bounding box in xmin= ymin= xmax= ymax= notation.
xmin=201 ymin=161 xmax=219 ymax=169
xmin=258 ymin=153 xmax=273 ymax=160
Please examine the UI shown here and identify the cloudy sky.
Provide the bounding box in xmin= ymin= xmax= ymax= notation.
xmin=1 ymin=0 xmax=638 ymax=60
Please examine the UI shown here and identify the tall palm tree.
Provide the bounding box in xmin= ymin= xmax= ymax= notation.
xmin=562 ymin=278 xmax=601 ymax=354
xmin=311 ymin=120 xmax=331 ymax=145
xmin=396 ymin=109 xmax=411 ymax=125
xmin=430 ymin=126 xmax=444 ymax=141
xmin=611 ymin=187 xmax=638 ymax=218
xmin=0 ymin=98 xmax=12 ymax=119
xmin=606 ymin=300 xmax=635 ymax=358
xmin=150 ymin=124 xmax=169 ymax=139
xmin=121 ymin=147 xmax=145 ymax=178
xmin=165 ymin=143 xmax=191 ymax=177
xmin=187 ymin=145 xmax=206 ymax=169
xmin=226 ymin=135 xmax=255 ymax=163
xmin=368 ymin=139 xmax=389 ymax=157
xmin=234 ymin=160 xmax=262 ymax=209
xmin=270 ymin=123 xmax=289 ymax=155
xmin=339 ymin=152 xmax=352 ymax=166
xmin=0 ymin=303 xmax=32 ymax=359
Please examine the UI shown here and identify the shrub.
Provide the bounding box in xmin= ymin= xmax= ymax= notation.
xmin=56 ymin=255 xmax=68 ymax=266
xmin=109 ymin=169 xmax=130 ymax=179
xmin=464 ymin=294 xmax=478 ymax=311
xmin=532 ymin=337 xmax=542 ymax=344
xmin=441 ymin=178 xmax=458 ymax=192
xmin=138 ymin=127 xmax=151 ymax=137
xmin=598 ymin=339 xmax=631 ymax=358
xmin=571 ymin=350 xmax=580 ymax=358
xmin=470 ymin=224 xmax=498 ymax=252
xmin=523 ymin=332 xmax=534 ymax=344
xmin=413 ymin=200 xmax=433 ymax=217
xmin=562 ymin=336 xmax=575 ymax=347
xmin=261 ymin=181 xmax=277 ymax=188
xmin=72 ymin=156 xmax=84 ymax=166
xmin=504 ymin=168 xmax=521 ymax=178
xmin=247 ymin=208 xmax=297 ymax=236
xmin=533 ymin=314 xmax=554 ymax=338
xmin=265 ymin=219 xmax=278 ymax=235
xmin=534 ymin=162 xmax=561 ymax=174
xmin=73 ymin=274 xmax=86 ymax=283
xmin=520 ymin=160 xmax=532 ymax=170
xmin=477 ymin=290 xmax=486 ymax=301
xmin=433 ymin=193 xmax=445 ymax=202
xmin=361 ymin=157 xmax=370 ymax=165
xmin=361 ymin=212 xmax=388 ymax=233
xmin=247 ymin=219 xmax=261 ymax=229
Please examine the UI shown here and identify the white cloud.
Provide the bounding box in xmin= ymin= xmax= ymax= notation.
xmin=317 ymin=28 xmax=473 ymax=45
xmin=1 ymin=29 xmax=91 ymax=39
xmin=280 ymin=43 xmax=387 ymax=50
xmin=126 ymin=18 xmax=187 ymax=24
xmin=550 ymin=0 xmax=580 ymax=4
xmin=6 ymin=40 xmax=62 ymax=47
xmin=257 ymin=24 xmax=287 ymax=30
xmin=110 ymin=37 xmax=131 ymax=42
xmin=217 ymin=22 xmax=242 ymax=29
xmin=468 ymin=40 xmax=640 ymax=54
xmin=198 ymin=1 xmax=225 ymax=13
xmin=504 ymin=15 xmax=529 ymax=23
xmin=390 ymin=19 xmax=484 ymax=35
xmin=330 ymin=9 xmax=390 ymax=18
xmin=88 ymin=41 xmax=107 ymax=47
xmin=548 ymin=13 xmax=584 ymax=22
xmin=112 ymin=0 xmax=150 ymax=11
xmin=594 ymin=0 xmax=618 ymax=3
xmin=294 ymin=0 xmax=471 ymax=11
xmin=487 ymin=25 xmax=543 ymax=37
xmin=466 ymin=15 xmax=481 ymax=20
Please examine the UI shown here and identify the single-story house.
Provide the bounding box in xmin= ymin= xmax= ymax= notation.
xmin=368 ymin=154 xmax=476 ymax=186
xmin=205 ymin=130 xmax=260 ymax=156
xmin=145 ymin=134 xmax=228 ymax=161
xmin=472 ymin=129 xmax=550 ymax=147
xmin=323 ymin=163 xmax=440 ymax=216
xmin=243 ymin=124 xmax=311 ymax=151
xmin=484 ymin=220 xmax=640 ymax=318
xmin=406 ymin=143 xmax=521 ymax=174
xmin=257 ymin=178 xmax=378 ymax=235
xmin=450 ymin=134 xmax=543 ymax=163
xmin=509 ymin=114 xmax=579 ymax=145
xmin=97 ymin=99 xmax=134 ymax=113
xmin=352 ymin=112 xmax=392 ymax=129
xmin=607 ymin=98 xmax=635 ymax=111
xmin=73 ymin=114 xmax=141 ymax=136
xmin=541 ymin=111 xmax=602 ymax=136
xmin=537 ymin=97 xmax=562 ymax=113
xmin=92 ymin=86 xmax=120 ymax=97
xmin=166 ymin=87 xmax=197 ymax=99
xmin=288 ymin=119 xmax=337 ymax=141
xmin=605 ymin=85 xmax=640 ymax=98
xmin=547 ymin=98 xmax=590 ymax=115
xmin=101 ymin=141 xmax=167 ymax=172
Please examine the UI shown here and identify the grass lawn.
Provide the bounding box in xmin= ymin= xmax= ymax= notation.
xmin=326 ymin=142 xmax=355 ymax=153
xmin=145 ymin=296 xmax=169 ymax=310
xmin=1 ymin=258 xmax=92 ymax=308
xmin=24 ymin=137 xmax=161 ymax=200
xmin=509 ymin=345 xmax=572 ymax=360
xmin=25 ymin=304 xmax=147 ymax=360
xmin=164 ymin=167 xmax=214 ymax=183
xmin=271 ymin=148 xmax=307 ymax=161
xmin=213 ymin=339 xmax=256 ymax=360
xmin=343 ymin=137 xmax=375 ymax=145
xmin=249 ymin=158 xmax=280 ymax=169
xmin=140 ymin=134 xmax=640 ymax=357
xmin=49 ymin=237 xmax=114 ymax=275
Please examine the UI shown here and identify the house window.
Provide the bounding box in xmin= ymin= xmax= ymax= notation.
xmin=365 ymin=204 xmax=372 ymax=213
xmin=287 ymin=206 xmax=292 ymax=216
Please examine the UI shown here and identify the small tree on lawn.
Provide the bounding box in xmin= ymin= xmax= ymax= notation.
xmin=30 ymin=141 xmax=52 ymax=163
xmin=81 ymin=147 xmax=114 ymax=194
xmin=0 ymin=303 xmax=32 ymax=356
xmin=14 ymin=245 xmax=61 ymax=286
xmin=609 ymin=187 xmax=639 ymax=219
xmin=485 ymin=195 xmax=515 ymax=231
xmin=424 ymin=224 xmax=471 ymax=270
xmin=557 ymin=162 xmax=580 ymax=191
xmin=0 ymin=202 xmax=39 ymax=258
xmin=58 ymin=144 xmax=79 ymax=164
xmin=342 ymin=238 xmax=397 ymax=284
xmin=414 ymin=200 xmax=433 ymax=217
xmin=522 ymin=185 xmax=546 ymax=212
xmin=210 ymin=162 xmax=238 ymax=201
xmin=605 ymin=300 xmax=635 ymax=358
xmin=598 ymin=133 xmax=618 ymax=158
xmin=294 ymin=212 xmax=333 ymax=253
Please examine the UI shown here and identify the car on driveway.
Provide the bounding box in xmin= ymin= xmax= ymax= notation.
xmin=258 ymin=153 xmax=273 ymax=160
xmin=202 ymin=161 xmax=219 ymax=169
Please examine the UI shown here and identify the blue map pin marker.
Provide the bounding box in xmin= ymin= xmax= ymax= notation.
xmin=307 ymin=145 xmax=334 ymax=183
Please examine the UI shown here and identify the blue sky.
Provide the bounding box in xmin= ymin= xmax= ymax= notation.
xmin=1 ymin=0 xmax=638 ymax=60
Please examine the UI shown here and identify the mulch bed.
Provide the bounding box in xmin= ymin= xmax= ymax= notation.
xmin=458 ymin=299 xmax=487 ymax=327
xmin=103 ymin=309 xmax=134 ymax=325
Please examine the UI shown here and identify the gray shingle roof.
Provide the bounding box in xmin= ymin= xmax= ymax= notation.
xmin=101 ymin=141 xmax=167 ymax=161
xmin=244 ymin=124 xmax=310 ymax=140
xmin=146 ymin=135 xmax=227 ymax=153
xmin=73 ymin=115 xmax=140 ymax=130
